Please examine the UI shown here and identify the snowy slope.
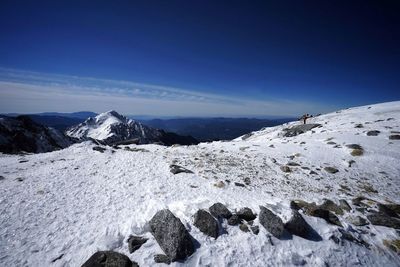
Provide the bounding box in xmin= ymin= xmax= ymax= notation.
xmin=1 ymin=101 xmax=400 ymax=266
xmin=66 ymin=110 xmax=162 ymax=144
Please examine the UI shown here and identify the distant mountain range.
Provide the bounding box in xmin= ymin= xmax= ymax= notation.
xmin=138 ymin=117 xmax=295 ymax=141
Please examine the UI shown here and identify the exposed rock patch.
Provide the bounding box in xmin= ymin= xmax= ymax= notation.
xmin=193 ymin=209 xmax=219 ymax=238
xmin=259 ymin=206 xmax=284 ymax=238
xmin=81 ymin=251 xmax=135 ymax=267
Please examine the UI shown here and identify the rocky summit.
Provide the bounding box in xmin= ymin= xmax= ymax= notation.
xmin=1 ymin=101 xmax=400 ymax=266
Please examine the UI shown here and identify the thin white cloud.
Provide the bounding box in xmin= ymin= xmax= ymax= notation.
xmin=0 ymin=68 xmax=338 ymax=116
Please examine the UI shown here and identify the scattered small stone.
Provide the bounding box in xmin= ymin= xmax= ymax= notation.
xmin=348 ymin=160 xmax=356 ymax=167
xmin=280 ymin=165 xmax=291 ymax=173
xmin=290 ymin=200 xmax=316 ymax=211
xmin=234 ymin=182 xmax=245 ymax=187
xmin=324 ymin=167 xmax=339 ymax=174
xmin=0 ymin=175 xmax=5 ymax=181
xmin=327 ymin=141 xmax=336 ymax=145
xmin=259 ymin=206 xmax=284 ymax=238
xmin=214 ymin=181 xmax=225 ymax=188
xmin=209 ymin=203 xmax=232 ymax=219
xmin=18 ymin=159 xmax=29 ymax=163
xmin=237 ymin=208 xmax=257 ymax=221
xmin=309 ymin=170 xmax=318 ymax=175
xmin=170 ymin=164 xmax=193 ymax=174
xmin=154 ymin=254 xmax=171 ymax=265
xmin=367 ymin=130 xmax=380 ymax=136
xmin=354 ymin=124 xmax=363 ymax=128
xmin=346 ymin=144 xmax=363 ymax=150
xmin=127 ymin=235 xmax=148 ymax=253
xmin=291 ymin=253 xmax=306 ymax=266
xmin=227 ymin=214 xmax=241 ymax=225
xmin=16 ymin=177 xmax=24 ymax=182
xmin=194 ymin=209 xmax=219 ymax=238
xmin=81 ymin=251 xmax=135 ymax=267
xmin=244 ymin=177 xmax=251 ymax=185
xmin=51 ymin=254 xmax=64 ymax=263
xmin=269 ymin=144 xmax=275 ymax=148
xmin=92 ymin=146 xmax=107 ymax=153
xmin=250 ymin=225 xmax=260 ymax=235
xmin=270 ymin=158 xmax=277 ymax=163
xmin=239 ymin=223 xmax=250 ymax=232
xmin=389 ymin=135 xmax=400 ymax=140
xmin=287 ymin=162 xmax=300 ymax=166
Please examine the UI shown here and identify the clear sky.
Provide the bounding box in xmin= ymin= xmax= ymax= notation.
xmin=0 ymin=0 xmax=399 ymax=117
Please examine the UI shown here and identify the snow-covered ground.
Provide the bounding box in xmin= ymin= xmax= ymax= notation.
xmin=1 ymin=101 xmax=400 ymax=266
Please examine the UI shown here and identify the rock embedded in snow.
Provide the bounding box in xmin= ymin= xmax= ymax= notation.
xmin=351 ymin=149 xmax=364 ymax=156
xmin=307 ymin=208 xmax=342 ymax=227
xmin=280 ymin=165 xmax=291 ymax=173
xmin=169 ymin=164 xmax=193 ymax=175
xmin=285 ymin=210 xmax=313 ymax=239
xmin=227 ymin=214 xmax=241 ymax=226
xmin=127 ymin=235 xmax=148 ymax=253
xmin=239 ymin=223 xmax=250 ymax=232
xmin=367 ymin=130 xmax=380 ymax=136
xmin=237 ymin=207 xmax=257 ymax=221
xmin=149 ymin=209 xmax=195 ymax=261
xmin=339 ymin=199 xmax=351 ymax=212
xmin=347 ymin=216 xmax=369 ymax=226
xmin=251 ymin=225 xmax=260 ymax=235
xmin=92 ymin=146 xmax=107 ymax=153
xmin=259 ymin=206 xmax=285 ymax=238
xmin=319 ymin=199 xmax=344 ymax=215
xmin=367 ymin=213 xmax=400 ymax=229
xmin=154 ymin=254 xmax=171 ymax=265
xmin=209 ymin=203 xmax=232 ymax=219
xmin=282 ymin=124 xmax=322 ymax=137
xmin=324 ymin=167 xmax=339 ymax=174
xmin=193 ymin=209 xmax=219 ymax=239
xmin=81 ymin=251 xmax=135 ymax=267
xmin=389 ymin=135 xmax=400 ymax=140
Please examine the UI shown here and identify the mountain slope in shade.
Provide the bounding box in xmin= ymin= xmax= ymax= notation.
xmin=0 ymin=116 xmax=74 ymax=153
xmin=66 ymin=110 xmax=198 ymax=145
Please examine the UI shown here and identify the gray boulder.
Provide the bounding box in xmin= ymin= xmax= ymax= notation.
xmin=307 ymin=208 xmax=342 ymax=227
xmin=227 ymin=214 xmax=241 ymax=225
xmin=259 ymin=206 xmax=284 ymax=238
xmin=81 ymin=251 xmax=135 ymax=267
xmin=209 ymin=203 xmax=232 ymax=219
xmin=367 ymin=130 xmax=380 ymax=136
xmin=193 ymin=209 xmax=219 ymax=238
xmin=154 ymin=254 xmax=171 ymax=265
xmin=170 ymin=164 xmax=193 ymax=174
xmin=149 ymin=209 xmax=195 ymax=261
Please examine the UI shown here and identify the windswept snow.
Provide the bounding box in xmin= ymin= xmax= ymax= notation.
xmin=1 ymin=101 xmax=400 ymax=266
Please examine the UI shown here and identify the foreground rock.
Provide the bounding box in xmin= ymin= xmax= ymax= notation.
xmin=194 ymin=209 xmax=219 ymax=238
xmin=81 ymin=251 xmax=136 ymax=267
xmin=209 ymin=203 xmax=232 ymax=219
xmin=154 ymin=254 xmax=171 ymax=265
xmin=307 ymin=208 xmax=342 ymax=227
xmin=259 ymin=206 xmax=285 ymax=238
xmin=149 ymin=209 xmax=195 ymax=261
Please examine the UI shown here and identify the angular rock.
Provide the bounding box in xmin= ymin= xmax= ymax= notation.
xmin=319 ymin=199 xmax=344 ymax=215
xmin=378 ymin=204 xmax=399 ymax=218
xmin=227 ymin=214 xmax=241 ymax=225
xmin=149 ymin=209 xmax=194 ymax=261
xmin=237 ymin=207 xmax=257 ymax=221
xmin=367 ymin=213 xmax=400 ymax=229
xmin=154 ymin=254 xmax=171 ymax=265
xmin=347 ymin=216 xmax=369 ymax=226
xmin=234 ymin=182 xmax=245 ymax=187
xmin=287 ymin=162 xmax=300 ymax=166
xmin=209 ymin=203 xmax=232 ymax=219
xmin=307 ymin=208 xmax=342 ymax=227
xmin=290 ymin=200 xmax=316 ymax=212
xmin=92 ymin=146 xmax=107 ymax=153
xmin=346 ymin=144 xmax=363 ymax=150
xmin=285 ymin=210 xmax=313 ymax=239
xmin=81 ymin=251 xmax=135 ymax=267
xmin=127 ymin=235 xmax=148 ymax=253
xmin=324 ymin=167 xmax=339 ymax=174
xmin=351 ymin=149 xmax=364 ymax=156
xmin=259 ymin=206 xmax=284 ymax=238
xmin=170 ymin=164 xmax=193 ymax=174
xmin=384 ymin=204 xmax=400 ymax=216
xmin=193 ymin=209 xmax=219 ymax=238
xmin=339 ymin=199 xmax=351 ymax=212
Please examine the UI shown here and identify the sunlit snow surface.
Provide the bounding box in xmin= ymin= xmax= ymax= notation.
xmin=1 ymin=101 xmax=400 ymax=266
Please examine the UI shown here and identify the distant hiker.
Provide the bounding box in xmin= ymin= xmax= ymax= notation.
xmin=300 ymin=114 xmax=312 ymax=124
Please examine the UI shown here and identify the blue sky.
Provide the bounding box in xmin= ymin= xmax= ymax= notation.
xmin=0 ymin=1 xmax=399 ymax=116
